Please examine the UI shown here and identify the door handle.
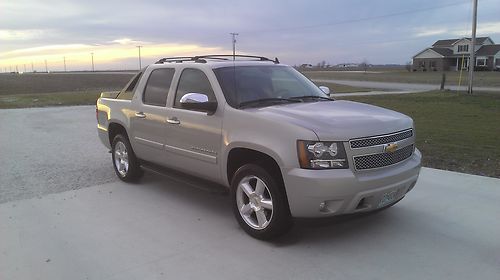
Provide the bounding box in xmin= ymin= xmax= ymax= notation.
xmin=135 ymin=112 xmax=146 ymax=118
xmin=167 ymin=117 xmax=180 ymax=125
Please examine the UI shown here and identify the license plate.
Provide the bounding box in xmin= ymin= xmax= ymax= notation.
xmin=378 ymin=190 xmax=398 ymax=208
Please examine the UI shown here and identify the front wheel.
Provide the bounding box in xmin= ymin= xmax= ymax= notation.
xmin=231 ymin=164 xmax=292 ymax=240
xmin=111 ymin=134 xmax=143 ymax=182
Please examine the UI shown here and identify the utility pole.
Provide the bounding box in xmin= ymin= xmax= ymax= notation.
xmin=23 ymin=64 xmax=26 ymax=73
xmin=63 ymin=56 xmax=67 ymax=72
xmin=45 ymin=60 xmax=48 ymax=72
xmin=468 ymin=0 xmax=478 ymax=94
xmin=230 ymin=32 xmax=239 ymax=60
xmin=16 ymin=65 xmax=19 ymax=73
xmin=137 ymin=46 xmax=142 ymax=70
xmin=31 ymin=62 xmax=34 ymax=72
xmin=91 ymin=52 xmax=95 ymax=72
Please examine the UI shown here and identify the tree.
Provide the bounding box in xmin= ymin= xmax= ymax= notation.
xmin=405 ymin=61 xmax=413 ymax=72
xmin=359 ymin=59 xmax=369 ymax=73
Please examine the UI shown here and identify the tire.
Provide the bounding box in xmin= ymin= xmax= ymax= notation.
xmin=111 ymin=134 xmax=143 ymax=182
xmin=231 ymin=164 xmax=292 ymax=240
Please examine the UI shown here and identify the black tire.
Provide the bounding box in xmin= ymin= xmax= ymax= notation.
xmin=230 ymin=164 xmax=292 ymax=240
xmin=111 ymin=134 xmax=143 ymax=182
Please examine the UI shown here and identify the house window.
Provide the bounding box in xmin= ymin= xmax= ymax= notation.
xmin=430 ymin=61 xmax=436 ymax=68
xmin=476 ymin=58 xmax=487 ymax=66
xmin=458 ymin=45 xmax=469 ymax=52
xmin=419 ymin=61 xmax=425 ymax=68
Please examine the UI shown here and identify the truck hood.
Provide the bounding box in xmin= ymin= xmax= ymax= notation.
xmin=250 ymin=100 xmax=413 ymax=140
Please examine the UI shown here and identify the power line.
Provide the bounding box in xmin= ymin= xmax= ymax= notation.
xmin=245 ymin=1 xmax=471 ymax=34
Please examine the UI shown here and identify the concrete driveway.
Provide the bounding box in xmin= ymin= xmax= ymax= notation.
xmin=1 ymin=105 xmax=499 ymax=279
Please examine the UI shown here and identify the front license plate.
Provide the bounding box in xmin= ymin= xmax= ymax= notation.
xmin=378 ymin=190 xmax=398 ymax=208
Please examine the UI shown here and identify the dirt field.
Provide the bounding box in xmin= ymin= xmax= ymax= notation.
xmin=0 ymin=73 xmax=135 ymax=95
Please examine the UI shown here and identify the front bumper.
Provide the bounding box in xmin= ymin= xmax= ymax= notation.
xmin=282 ymin=148 xmax=422 ymax=218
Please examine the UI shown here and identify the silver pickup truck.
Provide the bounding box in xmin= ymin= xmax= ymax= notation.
xmin=96 ymin=55 xmax=421 ymax=239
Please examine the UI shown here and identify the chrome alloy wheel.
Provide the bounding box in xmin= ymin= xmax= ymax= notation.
xmin=236 ymin=175 xmax=274 ymax=230
xmin=114 ymin=141 xmax=129 ymax=177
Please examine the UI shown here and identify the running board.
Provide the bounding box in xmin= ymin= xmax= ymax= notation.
xmin=139 ymin=161 xmax=228 ymax=195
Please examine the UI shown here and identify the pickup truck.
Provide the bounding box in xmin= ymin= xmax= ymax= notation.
xmin=96 ymin=55 xmax=421 ymax=239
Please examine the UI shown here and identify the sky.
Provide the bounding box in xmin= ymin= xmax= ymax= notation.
xmin=1 ymin=0 xmax=499 ymax=71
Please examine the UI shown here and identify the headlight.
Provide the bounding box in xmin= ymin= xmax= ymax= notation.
xmin=297 ymin=140 xmax=348 ymax=169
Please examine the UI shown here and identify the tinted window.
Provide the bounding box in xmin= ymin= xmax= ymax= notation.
xmin=214 ymin=66 xmax=326 ymax=108
xmin=143 ymin=68 xmax=175 ymax=106
xmin=174 ymin=68 xmax=215 ymax=108
xmin=117 ymin=72 xmax=142 ymax=100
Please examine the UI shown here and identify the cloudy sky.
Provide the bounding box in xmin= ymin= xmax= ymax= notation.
xmin=1 ymin=0 xmax=499 ymax=71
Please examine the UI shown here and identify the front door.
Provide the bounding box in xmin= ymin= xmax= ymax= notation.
xmin=130 ymin=68 xmax=175 ymax=164
xmin=163 ymin=68 xmax=223 ymax=182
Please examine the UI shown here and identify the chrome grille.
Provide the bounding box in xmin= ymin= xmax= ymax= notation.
xmin=354 ymin=144 xmax=414 ymax=170
xmin=350 ymin=129 xmax=413 ymax=149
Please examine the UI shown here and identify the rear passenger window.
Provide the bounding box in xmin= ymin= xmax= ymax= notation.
xmin=117 ymin=72 xmax=142 ymax=100
xmin=174 ymin=68 xmax=216 ymax=108
xmin=143 ymin=68 xmax=175 ymax=106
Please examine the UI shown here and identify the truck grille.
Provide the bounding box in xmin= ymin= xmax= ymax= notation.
xmin=354 ymin=144 xmax=414 ymax=170
xmin=350 ymin=129 xmax=413 ymax=149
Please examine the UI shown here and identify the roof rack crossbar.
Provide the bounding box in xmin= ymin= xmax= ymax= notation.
xmin=154 ymin=55 xmax=280 ymax=64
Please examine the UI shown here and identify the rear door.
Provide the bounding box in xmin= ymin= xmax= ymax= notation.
xmin=130 ymin=68 xmax=175 ymax=164
xmin=163 ymin=67 xmax=223 ymax=182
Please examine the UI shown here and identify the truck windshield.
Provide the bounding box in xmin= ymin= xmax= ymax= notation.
xmin=213 ymin=65 xmax=328 ymax=108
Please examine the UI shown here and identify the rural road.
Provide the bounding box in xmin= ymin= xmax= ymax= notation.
xmin=1 ymin=106 xmax=500 ymax=280
xmin=313 ymin=78 xmax=500 ymax=92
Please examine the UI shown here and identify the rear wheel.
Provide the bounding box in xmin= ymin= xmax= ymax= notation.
xmin=231 ymin=164 xmax=292 ymax=240
xmin=111 ymin=134 xmax=143 ymax=182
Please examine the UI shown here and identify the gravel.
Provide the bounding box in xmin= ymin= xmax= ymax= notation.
xmin=0 ymin=105 xmax=116 ymax=203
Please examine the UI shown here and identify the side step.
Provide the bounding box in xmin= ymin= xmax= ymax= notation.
xmin=139 ymin=161 xmax=228 ymax=195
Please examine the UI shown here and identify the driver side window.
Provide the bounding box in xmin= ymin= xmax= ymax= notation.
xmin=174 ymin=68 xmax=216 ymax=108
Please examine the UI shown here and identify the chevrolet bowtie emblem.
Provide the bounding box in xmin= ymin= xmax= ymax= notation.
xmin=384 ymin=143 xmax=398 ymax=153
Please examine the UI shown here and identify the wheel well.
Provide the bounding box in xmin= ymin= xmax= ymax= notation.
xmin=108 ymin=123 xmax=128 ymax=144
xmin=227 ymin=148 xmax=284 ymax=186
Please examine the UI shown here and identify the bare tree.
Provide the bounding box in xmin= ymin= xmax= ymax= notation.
xmin=405 ymin=61 xmax=413 ymax=72
xmin=359 ymin=59 xmax=369 ymax=73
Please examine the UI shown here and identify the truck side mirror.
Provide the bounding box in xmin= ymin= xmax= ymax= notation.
xmin=319 ymin=86 xmax=330 ymax=95
xmin=179 ymin=93 xmax=217 ymax=114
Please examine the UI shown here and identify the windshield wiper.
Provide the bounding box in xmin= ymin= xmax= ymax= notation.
xmin=289 ymin=95 xmax=333 ymax=102
xmin=238 ymin=98 xmax=301 ymax=108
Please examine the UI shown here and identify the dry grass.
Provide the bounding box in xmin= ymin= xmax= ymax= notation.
xmin=303 ymin=70 xmax=500 ymax=87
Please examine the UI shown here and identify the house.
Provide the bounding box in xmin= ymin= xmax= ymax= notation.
xmin=412 ymin=37 xmax=500 ymax=71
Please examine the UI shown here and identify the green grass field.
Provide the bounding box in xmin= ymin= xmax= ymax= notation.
xmin=339 ymin=91 xmax=500 ymax=178
xmin=303 ymin=70 xmax=500 ymax=87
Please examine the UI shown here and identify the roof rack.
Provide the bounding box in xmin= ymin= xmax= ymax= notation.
xmin=154 ymin=55 xmax=279 ymax=64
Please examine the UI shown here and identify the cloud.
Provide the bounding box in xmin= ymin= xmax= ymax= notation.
xmin=414 ymin=28 xmax=448 ymax=37
xmin=0 ymin=29 xmax=47 ymax=41
xmin=451 ymin=21 xmax=500 ymax=36
xmin=111 ymin=38 xmax=148 ymax=45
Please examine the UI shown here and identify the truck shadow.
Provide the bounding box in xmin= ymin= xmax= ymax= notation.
xmin=137 ymin=170 xmax=414 ymax=246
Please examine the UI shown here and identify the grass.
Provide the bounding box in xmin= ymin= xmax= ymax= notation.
xmin=338 ymin=91 xmax=500 ymax=178
xmin=313 ymin=81 xmax=376 ymax=93
xmin=303 ymin=70 xmax=500 ymax=87
xmin=0 ymin=91 xmax=102 ymax=109
xmin=0 ymin=73 xmax=134 ymax=95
